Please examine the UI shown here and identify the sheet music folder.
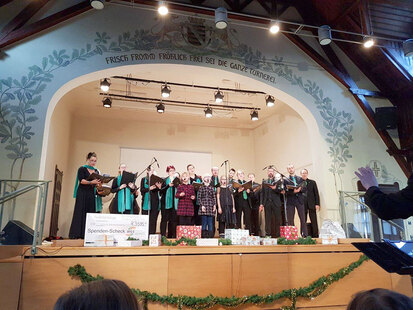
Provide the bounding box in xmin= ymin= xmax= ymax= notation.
xmin=120 ymin=171 xmax=136 ymax=185
xmin=87 ymin=173 xmax=114 ymax=183
xmin=352 ymin=240 xmax=413 ymax=275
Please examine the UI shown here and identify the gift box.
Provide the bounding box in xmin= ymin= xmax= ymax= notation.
xmin=116 ymin=240 xmax=142 ymax=247
xmin=261 ymin=238 xmax=278 ymax=245
xmin=224 ymin=229 xmax=249 ymax=245
xmin=149 ymin=234 xmax=162 ymax=247
xmin=240 ymin=236 xmax=261 ymax=246
xmin=320 ymin=234 xmax=338 ymax=245
xmin=280 ymin=226 xmax=299 ymax=240
xmin=176 ymin=225 xmax=201 ymax=239
xmin=196 ymin=238 xmax=219 ymax=246
xmin=95 ymin=234 xmax=114 ymax=247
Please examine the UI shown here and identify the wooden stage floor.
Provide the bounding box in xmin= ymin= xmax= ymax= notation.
xmin=1 ymin=240 xmax=411 ymax=310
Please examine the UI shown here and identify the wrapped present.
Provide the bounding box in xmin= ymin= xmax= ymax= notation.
xmin=320 ymin=234 xmax=338 ymax=245
xmin=149 ymin=234 xmax=162 ymax=247
xmin=280 ymin=226 xmax=299 ymax=240
xmin=196 ymin=238 xmax=219 ymax=246
xmin=117 ymin=240 xmax=142 ymax=247
xmin=224 ymin=229 xmax=249 ymax=245
xmin=261 ymin=238 xmax=278 ymax=246
xmin=320 ymin=219 xmax=346 ymax=238
xmin=95 ymin=234 xmax=114 ymax=247
xmin=176 ymin=225 xmax=201 ymax=239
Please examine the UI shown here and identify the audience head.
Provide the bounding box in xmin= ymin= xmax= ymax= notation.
xmin=86 ymin=152 xmax=97 ymax=166
xmin=211 ymin=166 xmax=219 ymax=176
xmin=287 ymin=164 xmax=295 ymax=175
xmin=347 ymin=288 xmax=413 ymax=310
xmin=300 ymin=168 xmax=308 ymax=180
xmin=54 ymin=279 xmax=139 ymax=310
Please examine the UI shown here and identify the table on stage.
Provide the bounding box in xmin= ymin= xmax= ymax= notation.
xmin=0 ymin=239 xmax=411 ymax=310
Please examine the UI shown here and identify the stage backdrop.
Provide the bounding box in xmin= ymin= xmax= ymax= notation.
xmin=120 ymin=147 xmax=212 ymax=178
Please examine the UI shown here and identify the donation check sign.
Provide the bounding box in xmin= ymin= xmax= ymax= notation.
xmin=84 ymin=213 xmax=149 ymax=246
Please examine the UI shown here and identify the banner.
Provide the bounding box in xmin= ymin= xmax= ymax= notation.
xmin=84 ymin=213 xmax=149 ymax=247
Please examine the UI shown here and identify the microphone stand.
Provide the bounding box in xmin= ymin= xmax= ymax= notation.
xmin=221 ymin=160 xmax=229 ymax=187
xmin=272 ymin=167 xmax=292 ymax=227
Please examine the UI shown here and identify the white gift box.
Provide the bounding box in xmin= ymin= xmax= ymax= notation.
xmin=95 ymin=234 xmax=114 ymax=247
xmin=196 ymin=238 xmax=219 ymax=246
xmin=149 ymin=234 xmax=162 ymax=247
xmin=320 ymin=234 xmax=338 ymax=245
xmin=117 ymin=240 xmax=142 ymax=247
xmin=224 ymin=229 xmax=250 ymax=245
xmin=261 ymin=238 xmax=278 ymax=245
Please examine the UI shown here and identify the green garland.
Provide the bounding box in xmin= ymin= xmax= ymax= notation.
xmin=277 ymin=236 xmax=316 ymax=245
xmin=68 ymin=255 xmax=368 ymax=310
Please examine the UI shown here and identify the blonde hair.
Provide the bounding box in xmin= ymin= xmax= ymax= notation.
xmin=181 ymin=171 xmax=189 ymax=179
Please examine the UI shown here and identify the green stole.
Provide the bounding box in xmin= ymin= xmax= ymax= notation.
xmin=116 ymin=175 xmax=134 ymax=214
xmin=142 ymin=177 xmax=161 ymax=211
xmin=165 ymin=176 xmax=179 ymax=210
xmin=240 ymin=179 xmax=248 ymax=200
xmin=73 ymin=165 xmax=102 ymax=212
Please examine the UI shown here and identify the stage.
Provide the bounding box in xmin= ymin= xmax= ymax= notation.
xmin=1 ymin=240 xmax=411 ymax=310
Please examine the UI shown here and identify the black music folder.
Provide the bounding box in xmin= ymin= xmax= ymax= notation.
xmin=149 ymin=175 xmax=164 ymax=186
xmin=120 ymin=171 xmax=136 ymax=185
xmin=87 ymin=173 xmax=114 ymax=183
xmin=172 ymin=177 xmax=181 ymax=187
xmin=352 ymin=239 xmax=413 ymax=275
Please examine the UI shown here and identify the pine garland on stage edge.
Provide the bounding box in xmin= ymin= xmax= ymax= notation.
xmin=68 ymin=254 xmax=369 ymax=310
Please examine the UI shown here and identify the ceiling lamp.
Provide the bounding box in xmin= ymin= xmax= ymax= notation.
xmin=156 ymin=103 xmax=165 ymax=113
xmin=204 ymin=106 xmax=213 ymax=118
xmin=403 ymin=39 xmax=413 ymax=57
xmin=102 ymin=97 xmax=112 ymax=108
xmin=363 ymin=36 xmax=374 ymax=48
xmin=265 ymin=95 xmax=275 ymax=107
xmin=158 ymin=1 xmax=169 ymax=16
xmin=90 ymin=0 xmax=104 ymax=9
xmin=250 ymin=110 xmax=258 ymax=121
xmin=269 ymin=21 xmax=280 ymax=34
xmin=214 ymin=89 xmax=224 ymax=103
xmin=100 ymin=78 xmax=110 ymax=92
xmin=161 ymin=83 xmax=171 ymax=98
xmin=318 ymin=25 xmax=332 ymax=45
xmin=215 ymin=7 xmax=228 ymax=29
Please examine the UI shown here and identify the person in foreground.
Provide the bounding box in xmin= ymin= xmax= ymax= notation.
xmin=54 ymin=279 xmax=139 ymax=310
xmin=355 ymin=166 xmax=413 ymax=220
xmin=347 ymin=288 xmax=413 ymax=310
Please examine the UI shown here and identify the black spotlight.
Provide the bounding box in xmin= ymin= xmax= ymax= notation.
xmin=102 ymin=97 xmax=112 ymax=108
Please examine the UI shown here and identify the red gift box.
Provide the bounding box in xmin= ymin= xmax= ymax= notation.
xmin=280 ymin=226 xmax=299 ymax=240
xmin=176 ymin=225 xmax=201 ymax=239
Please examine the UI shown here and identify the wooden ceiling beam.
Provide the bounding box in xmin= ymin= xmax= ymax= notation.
xmin=0 ymin=0 xmax=92 ymax=50
xmin=359 ymin=0 xmax=372 ymax=35
xmin=0 ymin=0 xmax=14 ymax=8
xmin=330 ymin=0 xmax=360 ymax=28
xmin=0 ymin=0 xmax=49 ymax=42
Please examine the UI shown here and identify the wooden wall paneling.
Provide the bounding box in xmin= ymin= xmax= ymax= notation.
xmin=19 ymin=256 xmax=169 ymax=310
xmin=0 ymin=262 xmax=23 ymax=310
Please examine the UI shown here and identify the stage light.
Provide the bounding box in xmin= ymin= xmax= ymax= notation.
xmin=158 ymin=1 xmax=168 ymax=16
xmin=403 ymin=39 xmax=413 ymax=57
xmin=215 ymin=7 xmax=228 ymax=29
xmin=90 ymin=0 xmax=104 ymax=9
xmin=363 ymin=36 xmax=374 ymax=48
xmin=265 ymin=95 xmax=275 ymax=107
xmin=204 ymin=106 xmax=213 ymax=118
xmin=214 ymin=89 xmax=224 ymax=103
xmin=156 ymin=103 xmax=165 ymax=113
xmin=269 ymin=21 xmax=280 ymax=34
xmin=161 ymin=83 xmax=171 ymax=98
xmin=251 ymin=110 xmax=258 ymax=121
xmin=318 ymin=25 xmax=332 ymax=45
xmin=100 ymin=78 xmax=110 ymax=92
xmin=102 ymin=97 xmax=112 ymax=108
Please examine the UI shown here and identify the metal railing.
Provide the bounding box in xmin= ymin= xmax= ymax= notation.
xmin=0 ymin=179 xmax=51 ymax=255
xmin=339 ymin=190 xmax=405 ymax=241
